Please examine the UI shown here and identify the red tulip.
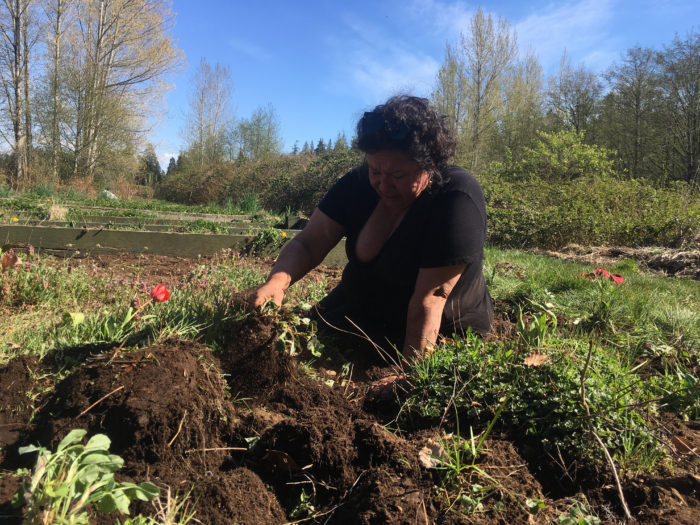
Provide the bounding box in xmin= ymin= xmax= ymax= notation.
xmin=150 ymin=284 xmax=170 ymax=302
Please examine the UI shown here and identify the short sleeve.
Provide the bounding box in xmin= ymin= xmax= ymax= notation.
xmin=317 ymin=171 xmax=354 ymax=226
xmin=420 ymin=191 xmax=486 ymax=268
xmin=317 ymin=166 xmax=378 ymax=233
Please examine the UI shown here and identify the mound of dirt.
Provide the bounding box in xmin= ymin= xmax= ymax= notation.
xmin=2 ymin=312 xmax=698 ymax=524
xmin=0 ymin=355 xmax=43 ymax=464
xmin=0 ymin=316 xmax=441 ymax=524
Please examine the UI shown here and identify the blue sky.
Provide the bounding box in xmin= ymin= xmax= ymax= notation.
xmin=151 ymin=0 xmax=697 ymax=167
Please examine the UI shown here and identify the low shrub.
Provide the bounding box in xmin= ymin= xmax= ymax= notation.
xmin=482 ymin=175 xmax=699 ymax=249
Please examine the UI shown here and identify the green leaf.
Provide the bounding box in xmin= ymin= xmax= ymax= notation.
xmin=123 ymin=481 xmax=160 ymax=501
xmin=78 ymin=464 xmax=102 ymax=486
xmin=56 ymin=428 xmax=87 ymax=452
xmin=111 ymin=488 xmax=131 ymax=514
xmin=85 ymin=433 xmax=111 ymax=452
xmin=96 ymin=492 xmax=119 ymax=513
xmin=18 ymin=444 xmax=41 ymax=455
xmin=57 ymin=429 xmax=87 ymax=451
xmin=526 ymin=498 xmax=546 ymax=514
xmin=62 ymin=311 xmax=86 ymax=326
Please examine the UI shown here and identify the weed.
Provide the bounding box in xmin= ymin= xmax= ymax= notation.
xmin=14 ymin=429 xmax=160 ymax=523
xmin=516 ymin=299 xmax=557 ymax=347
xmin=557 ymin=501 xmax=601 ymax=525
xmin=246 ymin=227 xmax=288 ymax=255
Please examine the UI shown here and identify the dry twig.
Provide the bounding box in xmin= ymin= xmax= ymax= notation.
xmin=184 ymin=446 xmax=247 ymax=454
xmin=167 ymin=409 xmax=188 ymax=447
xmin=580 ymin=341 xmax=632 ymax=521
xmin=78 ymin=385 xmax=124 ymax=417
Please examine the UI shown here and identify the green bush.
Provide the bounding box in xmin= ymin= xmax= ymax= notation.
xmin=156 ymin=150 xmax=362 ymax=214
xmin=404 ymin=335 xmax=664 ymax=470
xmin=516 ymin=129 xmax=615 ymax=181
xmin=482 ymin=174 xmax=699 ymax=249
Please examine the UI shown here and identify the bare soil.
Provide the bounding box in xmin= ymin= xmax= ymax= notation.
xmin=1 ymin=252 xmax=698 ymax=524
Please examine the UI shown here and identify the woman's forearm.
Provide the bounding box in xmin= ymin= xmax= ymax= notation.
xmin=403 ymin=296 xmax=446 ymax=359
xmin=266 ymin=237 xmax=317 ymax=289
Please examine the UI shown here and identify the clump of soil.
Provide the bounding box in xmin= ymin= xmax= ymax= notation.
xmin=0 ymin=315 xmax=440 ymax=524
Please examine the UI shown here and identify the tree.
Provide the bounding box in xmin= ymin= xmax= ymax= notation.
xmin=496 ymin=50 xmax=545 ymax=163
xmin=65 ymin=0 xmax=183 ymax=180
xmin=0 ymin=0 xmax=33 ymax=188
xmin=658 ymin=30 xmax=699 ymax=183
xmin=39 ymin=0 xmax=73 ymax=182
xmin=315 ymin=138 xmax=325 ymax=154
xmin=137 ymin=143 xmax=161 ymax=185
xmin=333 ymin=132 xmax=348 ymax=152
xmin=431 ymin=7 xmax=517 ymax=171
xmin=183 ymin=57 xmax=233 ymax=165
xmin=165 ymin=156 xmax=176 ymax=176
xmin=229 ymin=103 xmax=283 ymax=161
xmin=600 ymin=46 xmax=662 ymax=179
xmin=432 ymin=42 xmax=468 ymax=141
xmin=547 ymin=51 xmax=603 ymax=135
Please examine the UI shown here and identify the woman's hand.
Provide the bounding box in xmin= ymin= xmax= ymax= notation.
xmin=248 ymin=281 xmax=285 ymax=308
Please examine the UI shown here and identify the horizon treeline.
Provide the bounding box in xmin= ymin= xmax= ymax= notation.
xmin=0 ymin=3 xmax=697 ymax=194
xmin=431 ymin=8 xmax=698 ymax=186
xmin=172 ymin=7 xmax=698 ymax=189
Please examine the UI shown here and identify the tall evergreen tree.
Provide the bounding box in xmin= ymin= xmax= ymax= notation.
xmin=334 ymin=132 xmax=349 ymax=152
xmin=165 ymin=156 xmax=176 ymax=176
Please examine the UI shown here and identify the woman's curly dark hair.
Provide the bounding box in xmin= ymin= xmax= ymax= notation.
xmin=356 ymin=95 xmax=456 ymax=181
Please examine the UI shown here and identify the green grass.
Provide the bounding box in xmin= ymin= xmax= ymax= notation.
xmin=484 ymin=247 xmax=700 ymax=357
xmin=0 ymin=188 xmax=280 ymax=222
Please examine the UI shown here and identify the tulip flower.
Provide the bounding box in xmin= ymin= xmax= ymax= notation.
xmin=150 ymin=284 xmax=170 ymax=302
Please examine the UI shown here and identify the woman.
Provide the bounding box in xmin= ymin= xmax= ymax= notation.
xmin=250 ymin=95 xmax=492 ymax=362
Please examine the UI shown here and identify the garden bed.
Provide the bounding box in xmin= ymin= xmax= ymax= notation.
xmin=0 ymin=251 xmax=698 ymax=524
xmin=2 ymin=314 xmax=697 ymax=524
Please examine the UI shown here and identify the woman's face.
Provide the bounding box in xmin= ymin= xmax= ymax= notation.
xmin=367 ymin=150 xmax=430 ymax=212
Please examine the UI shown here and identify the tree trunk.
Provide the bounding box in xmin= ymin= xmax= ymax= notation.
xmin=22 ymin=0 xmax=31 ymax=174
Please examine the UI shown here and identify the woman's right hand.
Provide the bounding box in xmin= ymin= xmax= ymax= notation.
xmin=248 ymin=281 xmax=285 ymax=309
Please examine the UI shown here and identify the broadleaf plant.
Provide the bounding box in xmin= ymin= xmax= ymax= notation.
xmin=14 ymin=429 xmax=160 ymax=524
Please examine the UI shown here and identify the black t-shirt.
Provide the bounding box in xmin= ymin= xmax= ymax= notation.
xmin=317 ymin=163 xmax=493 ymax=338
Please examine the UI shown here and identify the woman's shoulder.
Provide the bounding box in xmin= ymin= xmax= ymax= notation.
xmin=438 ymin=165 xmax=485 ymax=198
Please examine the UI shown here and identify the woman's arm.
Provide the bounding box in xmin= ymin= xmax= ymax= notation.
xmin=403 ymin=264 xmax=466 ymax=359
xmin=250 ymin=208 xmax=344 ymax=307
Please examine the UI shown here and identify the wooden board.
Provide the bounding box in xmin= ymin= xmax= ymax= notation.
xmin=0 ymin=225 xmax=347 ymax=265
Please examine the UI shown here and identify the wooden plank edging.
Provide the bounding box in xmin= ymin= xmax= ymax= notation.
xmin=0 ymin=225 xmax=347 ymax=265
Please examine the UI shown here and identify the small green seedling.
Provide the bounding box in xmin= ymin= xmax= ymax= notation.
xmin=13 ymin=428 xmax=160 ymax=524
